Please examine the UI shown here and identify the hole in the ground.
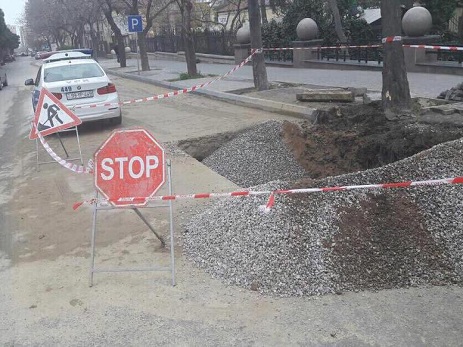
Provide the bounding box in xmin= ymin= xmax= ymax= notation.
xmin=177 ymin=129 xmax=246 ymax=161
xmin=283 ymin=102 xmax=463 ymax=179
xmin=177 ymin=101 xmax=463 ymax=186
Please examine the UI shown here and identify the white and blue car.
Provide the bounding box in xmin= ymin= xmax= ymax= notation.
xmin=25 ymin=51 xmax=122 ymax=125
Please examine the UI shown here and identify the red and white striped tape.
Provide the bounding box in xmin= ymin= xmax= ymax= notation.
xmin=73 ymin=49 xmax=260 ymax=110
xmin=263 ymin=45 xmax=381 ymax=51
xmin=264 ymin=42 xmax=463 ymax=52
xmin=403 ymin=44 xmax=463 ymax=51
xmin=73 ymin=176 xmax=463 ymax=210
xmin=34 ymin=122 xmax=93 ymax=174
xmin=382 ymin=36 xmax=403 ymax=43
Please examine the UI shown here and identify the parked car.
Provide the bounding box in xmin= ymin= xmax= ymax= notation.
xmin=0 ymin=68 xmax=7 ymax=91
xmin=24 ymin=51 xmax=122 ymax=124
xmin=35 ymin=51 xmax=47 ymax=60
xmin=35 ymin=48 xmax=94 ymax=61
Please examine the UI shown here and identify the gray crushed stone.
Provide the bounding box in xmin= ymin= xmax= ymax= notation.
xmin=183 ymin=131 xmax=463 ymax=296
xmin=201 ymin=120 xmax=307 ymax=187
xmin=438 ymin=82 xmax=463 ymax=101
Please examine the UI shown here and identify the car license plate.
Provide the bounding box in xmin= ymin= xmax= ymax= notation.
xmin=66 ymin=90 xmax=94 ymax=100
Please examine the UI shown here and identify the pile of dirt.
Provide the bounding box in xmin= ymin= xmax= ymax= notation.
xmin=282 ymin=101 xmax=463 ymax=179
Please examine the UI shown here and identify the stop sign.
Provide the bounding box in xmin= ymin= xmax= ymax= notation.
xmin=94 ymin=128 xmax=165 ymax=207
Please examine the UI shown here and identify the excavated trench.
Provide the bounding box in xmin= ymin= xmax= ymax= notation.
xmin=180 ymin=100 xmax=463 ymax=296
xmin=177 ymin=101 xmax=463 ymax=184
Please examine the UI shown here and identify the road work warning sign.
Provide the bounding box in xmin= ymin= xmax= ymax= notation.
xmin=29 ymin=88 xmax=82 ymax=139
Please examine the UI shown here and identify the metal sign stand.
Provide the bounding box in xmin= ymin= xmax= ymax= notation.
xmin=35 ymin=126 xmax=83 ymax=171
xmin=135 ymin=33 xmax=140 ymax=75
xmin=89 ymin=159 xmax=175 ymax=287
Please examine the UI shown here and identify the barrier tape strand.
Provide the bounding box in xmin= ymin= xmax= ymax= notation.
xmin=73 ymin=49 xmax=260 ymax=110
xmin=73 ymin=176 xmax=463 ymax=210
xmin=263 ymin=42 xmax=463 ymax=52
xmin=34 ymin=122 xmax=93 ymax=174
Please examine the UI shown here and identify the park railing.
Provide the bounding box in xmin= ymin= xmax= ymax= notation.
xmin=317 ymin=42 xmax=383 ymax=65
xmin=129 ymin=29 xmax=236 ymax=56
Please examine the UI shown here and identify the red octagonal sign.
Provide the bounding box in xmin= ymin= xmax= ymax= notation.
xmin=94 ymin=128 xmax=165 ymax=207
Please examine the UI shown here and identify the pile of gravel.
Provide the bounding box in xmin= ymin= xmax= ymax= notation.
xmin=183 ymin=137 xmax=463 ymax=296
xmin=437 ymin=82 xmax=463 ymax=101
xmin=201 ymin=120 xmax=307 ymax=187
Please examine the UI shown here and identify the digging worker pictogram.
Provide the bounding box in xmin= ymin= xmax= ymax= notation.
xmin=37 ymin=102 xmax=63 ymax=131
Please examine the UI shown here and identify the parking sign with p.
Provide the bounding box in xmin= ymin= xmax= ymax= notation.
xmin=128 ymin=15 xmax=143 ymax=32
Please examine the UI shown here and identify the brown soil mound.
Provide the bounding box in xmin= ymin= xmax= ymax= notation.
xmin=282 ymin=101 xmax=463 ymax=179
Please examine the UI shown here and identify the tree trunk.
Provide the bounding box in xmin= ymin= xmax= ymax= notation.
xmin=327 ymin=0 xmax=347 ymax=43
xmin=182 ymin=0 xmax=197 ymax=76
xmin=381 ymin=0 xmax=411 ymax=119
xmin=138 ymin=32 xmax=150 ymax=71
xmin=248 ymin=0 xmax=269 ymax=91
xmin=103 ymin=9 xmax=126 ymax=67
xmin=260 ymin=0 xmax=268 ymax=24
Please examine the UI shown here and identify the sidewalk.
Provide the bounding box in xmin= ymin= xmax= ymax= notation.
xmin=99 ymin=56 xmax=463 ymax=115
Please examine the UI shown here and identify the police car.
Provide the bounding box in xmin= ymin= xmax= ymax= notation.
xmin=25 ymin=51 xmax=122 ymax=125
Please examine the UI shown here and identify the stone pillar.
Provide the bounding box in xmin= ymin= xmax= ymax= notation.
xmin=234 ymin=44 xmax=251 ymax=64
xmin=402 ymin=35 xmax=441 ymax=72
xmin=401 ymin=6 xmax=441 ymax=71
xmin=291 ymin=40 xmax=323 ymax=68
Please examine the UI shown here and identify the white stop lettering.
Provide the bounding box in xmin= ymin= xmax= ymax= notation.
xmin=100 ymin=155 xmax=159 ymax=180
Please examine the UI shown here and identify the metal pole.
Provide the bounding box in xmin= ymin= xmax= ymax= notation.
xmin=167 ymin=159 xmax=176 ymax=286
xmin=136 ymin=34 xmax=140 ymax=75
xmin=35 ymin=138 xmax=40 ymax=171
xmin=89 ymin=192 xmax=99 ymax=287
xmin=133 ymin=208 xmax=165 ymax=247
xmin=74 ymin=126 xmax=83 ymax=166
xmin=56 ymin=132 xmax=69 ymax=158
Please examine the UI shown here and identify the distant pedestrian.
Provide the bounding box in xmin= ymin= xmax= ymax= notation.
xmin=113 ymin=45 xmax=120 ymax=63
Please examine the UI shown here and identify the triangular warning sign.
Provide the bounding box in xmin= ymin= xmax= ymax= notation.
xmin=29 ymin=88 xmax=82 ymax=140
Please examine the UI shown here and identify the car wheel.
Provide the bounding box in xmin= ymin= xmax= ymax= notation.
xmin=110 ymin=111 xmax=122 ymax=125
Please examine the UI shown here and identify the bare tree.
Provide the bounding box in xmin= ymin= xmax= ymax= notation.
xmin=24 ymin=0 xmax=68 ymax=49
xmin=176 ymin=0 xmax=198 ymax=76
xmin=248 ymin=0 xmax=268 ymax=90
xmin=326 ymin=0 xmax=347 ymax=44
xmin=260 ymin=0 xmax=268 ymax=24
xmin=101 ymin=0 xmax=128 ymax=67
xmin=381 ymin=0 xmax=411 ymax=118
xmin=123 ymin=0 xmax=174 ymax=71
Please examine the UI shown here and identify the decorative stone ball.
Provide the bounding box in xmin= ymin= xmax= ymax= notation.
xmin=236 ymin=25 xmax=250 ymax=44
xmin=402 ymin=6 xmax=432 ymax=37
xmin=296 ymin=18 xmax=319 ymax=41
xmin=124 ymin=46 xmax=131 ymax=53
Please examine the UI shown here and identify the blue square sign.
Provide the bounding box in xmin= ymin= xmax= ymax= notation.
xmin=128 ymin=15 xmax=143 ymax=32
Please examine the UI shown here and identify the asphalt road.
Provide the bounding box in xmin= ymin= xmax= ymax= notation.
xmin=0 ymin=56 xmax=462 ymax=346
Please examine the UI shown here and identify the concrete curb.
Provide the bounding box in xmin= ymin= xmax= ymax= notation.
xmin=107 ymin=69 xmax=316 ymax=121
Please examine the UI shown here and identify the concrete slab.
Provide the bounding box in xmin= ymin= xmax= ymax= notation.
xmin=296 ymin=89 xmax=355 ymax=102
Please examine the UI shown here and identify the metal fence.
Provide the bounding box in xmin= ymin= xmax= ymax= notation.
xmin=130 ymin=30 xmax=236 ymax=56
xmin=319 ymin=45 xmax=383 ymax=64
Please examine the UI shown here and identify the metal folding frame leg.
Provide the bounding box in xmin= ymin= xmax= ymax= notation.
xmin=35 ymin=126 xmax=84 ymax=171
xmin=132 ymin=208 xmax=165 ymax=247
xmin=89 ymin=160 xmax=175 ymax=287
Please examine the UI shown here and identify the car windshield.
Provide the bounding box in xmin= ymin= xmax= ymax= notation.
xmin=44 ymin=62 xmax=105 ymax=82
